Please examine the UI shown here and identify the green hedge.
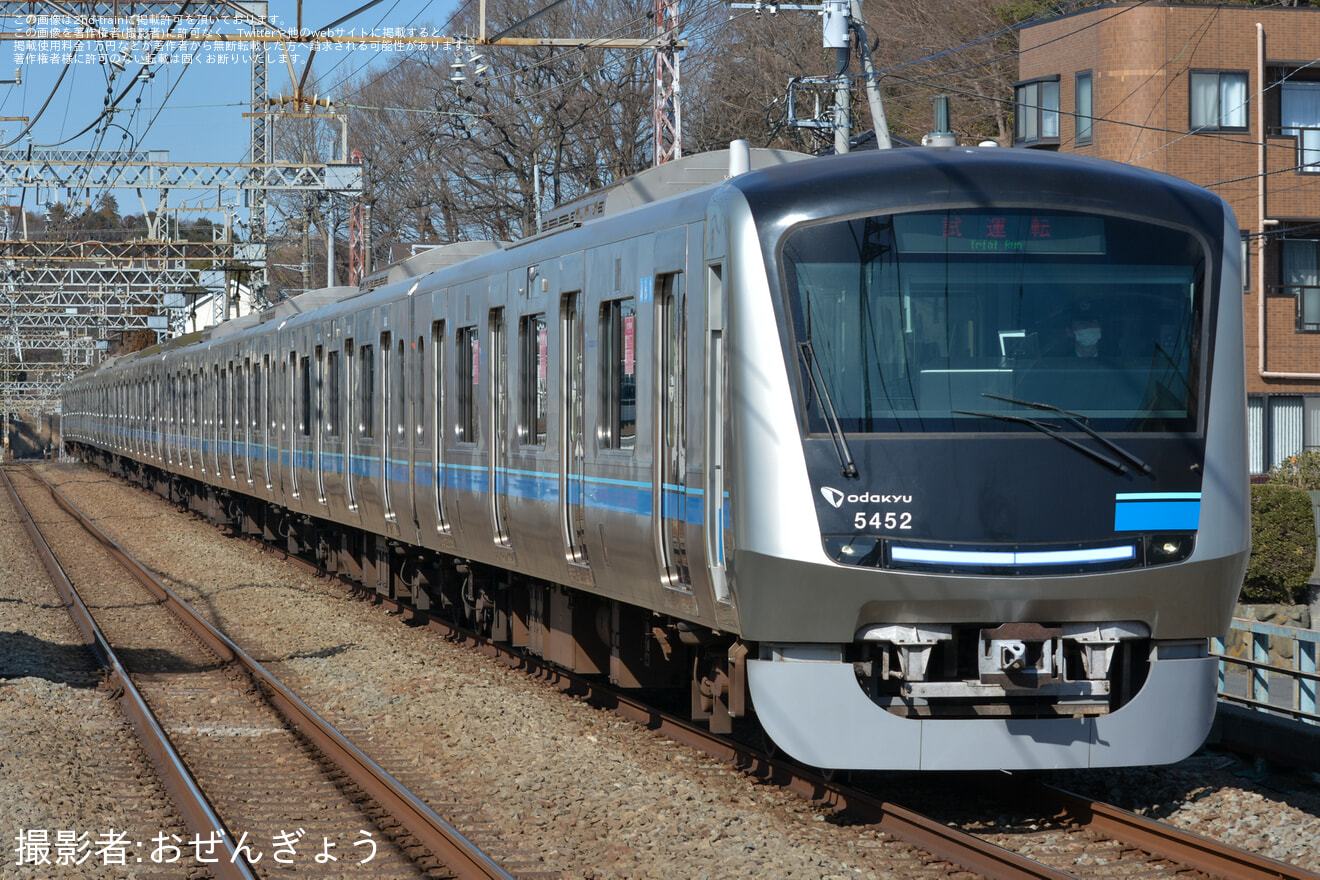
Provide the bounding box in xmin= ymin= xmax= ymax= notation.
xmin=1244 ymin=483 xmax=1316 ymax=604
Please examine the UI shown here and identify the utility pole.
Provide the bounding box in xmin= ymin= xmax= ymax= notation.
xmin=824 ymin=0 xmax=850 ymax=154
xmin=747 ymin=1 xmax=892 ymax=149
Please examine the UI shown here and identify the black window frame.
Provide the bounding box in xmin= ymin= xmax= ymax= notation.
xmin=1189 ymin=69 xmax=1249 ymax=132
xmin=1013 ymin=75 xmax=1061 ymax=146
xmin=359 ymin=343 xmax=375 ymax=438
xmin=599 ymin=297 xmax=637 ymax=451
xmin=520 ymin=312 xmax=549 ymax=447
xmin=1075 ymin=70 xmax=1093 ymax=146
xmin=457 ymin=325 xmax=479 ymax=444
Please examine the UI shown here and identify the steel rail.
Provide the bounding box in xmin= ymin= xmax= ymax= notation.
xmin=25 ymin=465 xmax=515 ymax=880
xmin=1005 ymin=775 xmax=1320 ymax=880
xmin=0 ymin=466 xmax=257 ymax=880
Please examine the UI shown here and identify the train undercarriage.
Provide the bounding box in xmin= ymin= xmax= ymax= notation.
xmin=81 ymin=447 xmax=750 ymax=736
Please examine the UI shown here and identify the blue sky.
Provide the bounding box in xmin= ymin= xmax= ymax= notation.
xmin=0 ymin=2 xmax=457 ymax=206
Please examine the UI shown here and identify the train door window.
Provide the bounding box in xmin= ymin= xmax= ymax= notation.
xmin=237 ymin=361 xmax=247 ymax=444
xmin=457 ymin=326 xmax=479 ymax=443
xmin=393 ymin=334 xmax=406 ymax=442
xmin=299 ymin=355 xmax=312 ymax=436
xmin=325 ymin=350 xmax=340 ymax=436
xmin=251 ymin=360 xmax=262 ymax=439
xmin=431 ymin=320 xmax=448 ymax=530
xmin=520 ymin=313 xmax=549 ymax=446
xmin=359 ymin=343 xmax=375 ymax=438
xmin=599 ymin=298 xmax=637 ymax=450
xmin=218 ymin=364 xmax=228 ymax=446
xmin=415 ymin=334 xmax=425 ymax=442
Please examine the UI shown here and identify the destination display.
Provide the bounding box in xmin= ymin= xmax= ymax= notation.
xmin=895 ymin=212 xmax=1107 ymax=255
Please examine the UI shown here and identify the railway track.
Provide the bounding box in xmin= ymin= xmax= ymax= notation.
xmin=1 ymin=463 xmax=514 ymax=880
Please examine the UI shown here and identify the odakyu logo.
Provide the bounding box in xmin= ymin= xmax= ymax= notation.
xmin=820 ymin=486 xmax=845 ymax=508
xmin=820 ymin=487 xmax=914 ymax=509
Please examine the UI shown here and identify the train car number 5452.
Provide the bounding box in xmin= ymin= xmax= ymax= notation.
xmin=854 ymin=512 xmax=913 ymax=530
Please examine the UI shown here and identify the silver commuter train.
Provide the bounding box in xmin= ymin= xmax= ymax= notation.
xmin=62 ymin=144 xmax=1250 ymax=770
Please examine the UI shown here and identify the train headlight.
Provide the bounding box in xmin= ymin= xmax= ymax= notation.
xmin=1144 ymin=534 xmax=1194 ymax=565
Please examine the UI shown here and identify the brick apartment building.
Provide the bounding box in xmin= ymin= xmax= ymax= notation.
xmin=1017 ymin=3 xmax=1320 ymax=474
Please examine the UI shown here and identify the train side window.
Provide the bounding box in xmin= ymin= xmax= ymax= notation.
xmin=325 ymin=350 xmax=340 ymax=436
xmin=599 ymin=297 xmax=637 ymax=451
xmin=359 ymin=343 xmax=375 ymax=438
xmin=457 ymin=326 xmax=479 ymax=443
xmin=520 ymin=313 xmax=549 ymax=446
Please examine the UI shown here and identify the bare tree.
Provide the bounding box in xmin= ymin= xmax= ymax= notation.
xmin=299 ymin=0 xmax=1076 ymax=267
xmin=338 ymin=0 xmax=664 ymax=254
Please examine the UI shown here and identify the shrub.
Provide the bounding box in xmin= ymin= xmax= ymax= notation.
xmin=1269 ymin=449 xmax=1320 ymax=490
xmin=1243 ymin=483 xmax=1316 ymax=604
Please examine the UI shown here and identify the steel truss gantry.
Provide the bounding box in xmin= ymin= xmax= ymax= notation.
xmin=0 ymin=150 xmax=363 ymax=191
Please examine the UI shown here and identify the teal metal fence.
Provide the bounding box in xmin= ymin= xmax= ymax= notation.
xmin=1212 ymin=618 xmax=1319 ymax=725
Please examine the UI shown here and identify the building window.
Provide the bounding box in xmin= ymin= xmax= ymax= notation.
xmin=1281 ymin=81 xmax=1320 ymax=171
xmin=1075 ymin=71 xmax=1093 ymax=145
xmin=1190 ymin=71 xmax=1247 ymax=131
xmin=1282 ymin=238 xmax=1320 ymax=331
xmin=1014 ymin=76 xmax=1059 ymax=145
xmin=1246 ymin=394 xmax=1320 ymax=474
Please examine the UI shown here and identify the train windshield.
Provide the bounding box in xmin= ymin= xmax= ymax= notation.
xmin=782 ymin=208 xmax=1207 ymax=434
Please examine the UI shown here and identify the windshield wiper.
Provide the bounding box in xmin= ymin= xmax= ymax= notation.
xmin=799 ymin=341 xmax=859 ymax=479
xmin=953 ymin=409 xmax=1128 ymax=475
xmin=981 ymin=393 xmax=1152 ymax=475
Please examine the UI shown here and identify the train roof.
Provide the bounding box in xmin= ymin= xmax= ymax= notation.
xmin=731 ymin=146 xmax=1232 ymax=244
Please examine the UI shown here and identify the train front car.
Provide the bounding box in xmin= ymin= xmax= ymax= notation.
xmin=723 ymin=148 xmax=1249 ymax=770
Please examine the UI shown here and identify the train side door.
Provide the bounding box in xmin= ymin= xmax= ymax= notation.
xmin=238 ymin=358 xmax=252 ymax=487
xmin=380 ymin=320 xmax=401 ymax=533
xmin=314 ymin=343 xmax=327 ymax=505
xmin=490 ymin=305 xmax=511 ymax=547
xmin=704 ymin=262 xmax=730 ymax=604
xmin=560 ymin=291 xmax=589 ymax=566
xmin=655 ymin=273 xmax=691 ymax=589
xmin=344 ymin=336 xmax=358 ymax=513
xmin=414 ymin=290 xmax=450 ymax=541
